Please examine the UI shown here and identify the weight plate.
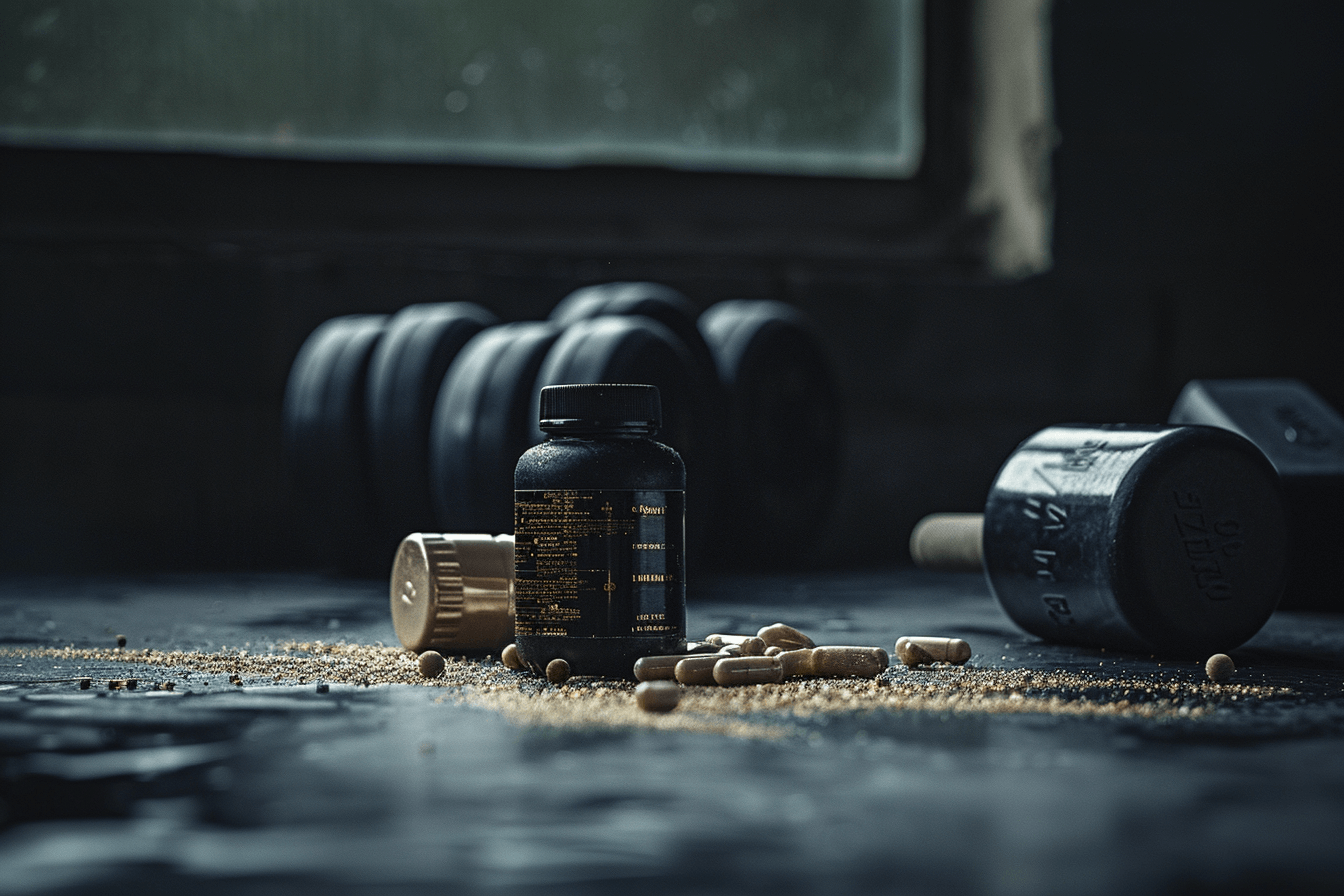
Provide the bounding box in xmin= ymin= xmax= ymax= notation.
xmin=698 ymin=300 xmax=842 ymax=559
xmin=549 ymin=282 xmax=720 ymax=386
xmin=281 ymin=314 xmax=389 ymax=567
xmin=533 ymin=315 xmax=720 ymax=563
xmin=365 ymin=302 xmax=498 ymax=539
xmin=431 ymin=321 xmax=563 ymax=534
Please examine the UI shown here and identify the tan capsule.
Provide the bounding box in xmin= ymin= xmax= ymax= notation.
xmin=501 ymin=643 xmax=525 ymax=670
xmin=545 ymin=658 xmax=571 ymax=685
xmin=895 ymin=636 xmax=972 ymax=667
xmin=717 ymin=644 xmax=743 ymax=657
xmin=713 ymin=655 xmax=784 ymax=686
xmin=674 ymin=654 xmax=724 ymax=685
xmin=417 ymin=650 xmax=446 ymax=679
xmin=705 ymin=634 xmax=751 ymax=646
xmin=757 ymin=623 xmax=816 ymax=651
xmin=635 ymin=680 xmax=681 ymax=713
xmin=764 ymin=645 xmax=783 ymax=657
xmin=1205 ymin=653 xmax=1235 ymax=682
xmin=778 ymin=648 xmax=815 ymax=679
xmin=633 ymin=655 xmax=692 ymax=681
xmin=810 ymin=646 xmax=889 ymax=679
xmin=739 ymin=636 xmax=767 ymax=657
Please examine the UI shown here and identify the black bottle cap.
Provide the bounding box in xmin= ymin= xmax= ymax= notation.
xmin=539 ymin=384 xmax=661 ymax=434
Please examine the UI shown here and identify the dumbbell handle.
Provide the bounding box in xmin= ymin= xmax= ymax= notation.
xmin=909 ymin=513 xmax=985 ymax=572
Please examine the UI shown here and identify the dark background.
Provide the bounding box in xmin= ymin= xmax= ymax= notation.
xmin=2 ymin=1 xmax=1341 ymax=574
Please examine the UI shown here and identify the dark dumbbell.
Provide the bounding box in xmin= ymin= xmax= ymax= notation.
xmin=365 ymin=302 xmax=497 ymax=542
xmin=910 ymin=424 xmax=1289 ymax=656
xmin=1168 ymin=379 xmax=1344 ymax=611
xmin=282 ymin=314 xmax=388 ymax=570
xmin=697 ymin=300 xmax=842 ymax=561
xmin=429 ymin=321 xmax=563 ymax=535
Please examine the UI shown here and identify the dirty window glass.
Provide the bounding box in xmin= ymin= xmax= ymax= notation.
xmin=1 ymin=0 xmax=922 ymax=178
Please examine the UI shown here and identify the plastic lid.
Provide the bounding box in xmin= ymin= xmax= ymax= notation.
xmin=389 ymin=533 xmax=515 ymax=653
xmin=539 ymin=383 xmax=661 ymax=434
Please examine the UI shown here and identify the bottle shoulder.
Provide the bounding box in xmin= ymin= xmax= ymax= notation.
xmin=515 ymin=437 xmax=685 ymax=490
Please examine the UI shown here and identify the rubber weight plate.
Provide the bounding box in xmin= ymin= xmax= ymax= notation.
xmin=698 ymin=300 xmax=842 ymax=559
xmin=549 ymin=282 xmax=720 ymax=385
xmin=365 ymin=302 xmax=498 ymax=539
xmin=281 ymin=314 xmax=388 ymax=567
xmin=431 ymin=321 xmax=563 ymax=535
xmin=532 ymin=315 xmax=720 ymax=562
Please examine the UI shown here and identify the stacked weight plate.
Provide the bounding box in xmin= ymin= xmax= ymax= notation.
xmin=282 ymin=283 xmax=842 ymax=571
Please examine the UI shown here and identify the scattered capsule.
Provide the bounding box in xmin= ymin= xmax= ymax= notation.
xmin=739 ymin=637 xmax=767 ymax=657
xmin=717 ymin=644 xmax=743 ymax=657
xmin=811 ymin=646 xmax=889 ymax=679
xmin=895 ymin=636 xmax=972 ymax=667
xmin=635 ymin=680 xmax=681 ymax=713
xmin=764 ymin=645 xmax=783 ymax=657
xmin=633 ymin=655 xmax=691 ymax=681
xmin=684 ymin=640 xmax=720 ymax=654
xmin=757 ymin=623 xmax=815 ymax=651
xmin=501 ymin=643 xmax=525 ymax=670
xmin=713 ymin=655 xmax=784 ymax=686
xmin=546 ymin=658 xmax=571 ymax=685
xmin=1206 ymin=653 xmax=1236 ymax=682
xmin=778 ymin=648 xmax=815 ymax=679
xmin=705 ymin=634 xmax=751 ymax=646
xmin=674 ymin=654 xmax=724 ymax=685
xmin=417 ymin=650 xmax=446 ymax=679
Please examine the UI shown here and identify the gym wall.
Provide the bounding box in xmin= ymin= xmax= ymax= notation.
xmin=2 ymin=1 xmax=1340 ymax=573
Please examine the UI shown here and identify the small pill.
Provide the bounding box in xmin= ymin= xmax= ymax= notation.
xmin=316 ymin=682 xmax=330 ymax=694
xmin=778 ymin=648 xmax=815 ymax=679
xmin=115 ymin=634 xmax=127 ymax=648
xmin=77 ymin=677 xmax=91 ymax=690
xmin=417 ymin=650 xmax=446 ymax=679
xmin=717 ymin=644 xmax=743 ymax=657
xmin=895 ymin=636 xmax=972 ymax=667
xmin=107 ymin=679 xmax=123 ymax=691
xmin=713 ymin=655 xmax=784 ymax=686
xmin=810 ymin=646 xmax=889 ymax=679
xmin=739 ymin=637 xmax=767 ymax=657
xmin=635 ymin=680 xmax=681 ymax=713
xmin=1205 ymin=653 xmax=1235 ymax=682
xmin=123 ymin=678 xmax=138 ymax=690
xmin=162 ymin=681 xmax=175 ymax=691
xmin=757 ymin=623 xmax=816 ymax=651
xmin=764 ymin=645 xmax=783 ymax=657
xmin=674 ymin=654 xmax=724 ymax=685
xmin=546 ymin=658 xmax=571 ymax=685
xmin=501 ymin=643 xmax=525 ymax=670
xmin=633 ymin=655 xmax=691 ymax=681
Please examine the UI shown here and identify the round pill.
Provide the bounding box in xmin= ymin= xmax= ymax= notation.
xmin=77 ymin=677 xmax=91 ymax=690
xmin=115 ymin=634 xmax=127 ymax=648
xmin=546 ymin=658 xmax=571 ymax=685
xmin=635 ymin=680 xmax=681 ymax=713
xmin=417 ymin=650 xmax=446 ymax=679
xmin=1205 ymin=653 xmax=1235 ymax=682
xmin=501 ymin=643 xmax=525 ymax=670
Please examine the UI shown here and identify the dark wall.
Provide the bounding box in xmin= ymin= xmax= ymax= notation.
xmin=2 ymin=2 xmax=1341 ymax=573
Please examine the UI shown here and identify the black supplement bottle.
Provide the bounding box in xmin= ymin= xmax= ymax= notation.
xmin=514 ymin=384 xmax=687 ymax=677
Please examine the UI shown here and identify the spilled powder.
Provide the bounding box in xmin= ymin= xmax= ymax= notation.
xmin=0 ymin=643 xmax=1295 ymax=739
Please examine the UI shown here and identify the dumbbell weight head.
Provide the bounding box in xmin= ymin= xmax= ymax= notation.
xmin=982 ymin=424 xmax=1288 ymax=656
xmin=281 ymin=314 xmax=388 ymax=570
xmin=1169 ymin=379 xmax=1344 ymax=610
xmin=697 ymin=300 xmax=842 ymax=560
xmin=365 ymin=302 xmax=498 ymax=541
xmin=430 ymin=321 xmax=563 ymax=534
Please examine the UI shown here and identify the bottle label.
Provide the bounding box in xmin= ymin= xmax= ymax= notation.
xmin=514 ymin=489 xmax=686 ymax=639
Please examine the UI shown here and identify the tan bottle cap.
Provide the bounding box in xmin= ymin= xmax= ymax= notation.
xmin=390 ymin=533 xmax=515 ymax=654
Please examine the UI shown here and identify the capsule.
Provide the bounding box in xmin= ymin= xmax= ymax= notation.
xmin=810 ymin=646 xmax=889 ymax=679
xmin=633 ymin=654 xmax=694 ymax=681
xmin=778 ymin=648 xmax=815 ymax=679
xmin=764 ymin=645 xmax=783 ymax=657
xmin=895 ymin=637 xmax=972 ymax=667
xmin=674 ymin=654 xmax=724 ymax=685
xmin=713 ymin=655 xmax=784 ymax=686
xmin=757 ymin=623 xmax=816 ymax=651
xmin=545 ymin=658 xmax=571 ymax=685
xmin=635 ymin=680 xmax=681 ymax=713
xmin=501 ymin=643 xmax=525 ymax=670
xmin=717 ymin=644 xmax=743 ymax=657
xmin=739 ymin=637 xmax=767 ymax=657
